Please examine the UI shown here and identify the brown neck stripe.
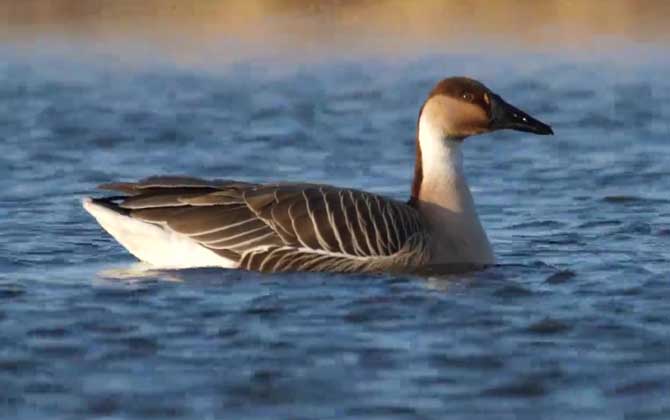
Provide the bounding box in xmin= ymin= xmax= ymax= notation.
xmin=408 ymin=103 xmax=425 ymax=206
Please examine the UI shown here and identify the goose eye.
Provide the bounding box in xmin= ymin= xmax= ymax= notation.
xmin=461 ymin=92 xmax=474 ymax=102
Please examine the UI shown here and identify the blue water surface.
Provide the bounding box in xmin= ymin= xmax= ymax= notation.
xmin=1 ymin=43 xmax=669 ymax=419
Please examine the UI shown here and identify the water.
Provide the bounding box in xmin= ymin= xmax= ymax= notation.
xmin=1 ymin=36 xmax=670 ymax=419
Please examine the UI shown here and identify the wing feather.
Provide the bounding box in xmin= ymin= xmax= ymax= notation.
xmin=92 ymin=177 xmax=427 ymax=272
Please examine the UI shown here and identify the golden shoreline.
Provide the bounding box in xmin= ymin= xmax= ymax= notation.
xmin=1 ymin=1 xmax=667 ymax=64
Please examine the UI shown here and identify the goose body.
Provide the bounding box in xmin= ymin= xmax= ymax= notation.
xmin=84 ymin=77 xmax=552 ymax=273
xmin=84 ymin=180 xmax=428 ymax=272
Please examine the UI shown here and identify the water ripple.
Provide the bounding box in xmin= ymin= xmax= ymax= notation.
xmin=1 ymin=52 xmax=669 ymax=419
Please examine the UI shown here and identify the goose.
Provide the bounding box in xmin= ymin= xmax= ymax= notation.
xmin=83 ymin=77 xmax=553 ymax=273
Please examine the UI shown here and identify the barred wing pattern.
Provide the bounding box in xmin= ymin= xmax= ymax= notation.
xmin=97 ymin=176 xmax=430 ymax=273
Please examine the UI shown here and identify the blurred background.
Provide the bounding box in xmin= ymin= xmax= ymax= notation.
xmin=1 ymin=1 xmax=669 ymax=420
xmin=2 ymin=0 xmax=670 ymax=64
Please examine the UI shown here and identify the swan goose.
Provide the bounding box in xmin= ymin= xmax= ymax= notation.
xmin=83 ymin=77 xmax=553 ymax=273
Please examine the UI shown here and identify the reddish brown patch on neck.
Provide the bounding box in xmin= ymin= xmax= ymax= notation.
xmin=408 ymin=104 xmax=425 ymax=207
xmin=409 ymin=135 xmax=422 ymax=206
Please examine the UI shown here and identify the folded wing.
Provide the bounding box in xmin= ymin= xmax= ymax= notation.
xmin=96 ymin=176 xmax=428 ymax=272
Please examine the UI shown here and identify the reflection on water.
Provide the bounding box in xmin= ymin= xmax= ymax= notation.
xmin=97 ymin=263 xmax=182 ymax=283
xmin=97 ymin=265 xmax=262 ymax=284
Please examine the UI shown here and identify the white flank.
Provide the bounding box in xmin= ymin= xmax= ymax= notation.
xmin=82 ymin=198 xmax=238 ymax=269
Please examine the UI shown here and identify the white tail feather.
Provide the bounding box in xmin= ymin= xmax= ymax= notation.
xmin=82 ymin=198 xmax=238 ymax=269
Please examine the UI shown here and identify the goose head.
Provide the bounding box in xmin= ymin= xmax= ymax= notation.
xmin=410 ymin=77 xmax=554 ymax=205
xmin=418 ymin=77 xmax=553 ymax=141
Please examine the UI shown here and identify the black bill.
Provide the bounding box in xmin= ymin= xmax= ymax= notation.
xmin=489 ymin=94 xmax=553 ymax=135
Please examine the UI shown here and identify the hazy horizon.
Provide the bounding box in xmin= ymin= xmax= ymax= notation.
xmin=2 ymin=0 xmax=669 ymax=67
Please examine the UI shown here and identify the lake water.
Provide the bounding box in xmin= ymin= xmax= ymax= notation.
xmin=1 ymin=5 xmax=670 ymax=419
